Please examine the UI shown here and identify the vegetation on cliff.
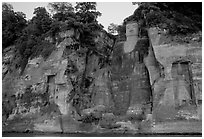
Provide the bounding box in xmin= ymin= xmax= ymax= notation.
xmin=2 ymin=3 xmax=27 ymax=49
xmin=108 ymin=2 xmax=202 ymax=37
xmin=3 ymin=2 xmax=202 ymax=73
xmin=2 ymin=2 xmax=104 ymax=74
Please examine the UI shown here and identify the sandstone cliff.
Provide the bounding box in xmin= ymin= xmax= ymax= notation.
xmin=2 ymin=18 xmax=202 ymax=135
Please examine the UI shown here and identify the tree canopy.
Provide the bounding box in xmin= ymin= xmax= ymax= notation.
xmin=48 ymin=2 xmax=75 ymax=22
xmin=124 ymin=2 xmax=202 ymax=35
xmin=2 ymin=3 xmax=27 ymax=49
xmin=75 ymin=2 xmax=101 ymax=24
xmin=108 ymin=23 xmax=118 ymax=35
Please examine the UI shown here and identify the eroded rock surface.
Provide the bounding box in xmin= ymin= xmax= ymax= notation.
xmin=149 ymin=27 xmax=202 ymax=121
xmin=2 ymin=22 xmax=202 ymax=134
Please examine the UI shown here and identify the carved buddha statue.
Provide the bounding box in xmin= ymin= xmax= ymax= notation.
xmin=111 ymin=21 xmax=152 ymax=118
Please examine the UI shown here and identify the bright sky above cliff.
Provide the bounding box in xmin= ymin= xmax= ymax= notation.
xmin=8 ymin=2 xmax=137 ymax=31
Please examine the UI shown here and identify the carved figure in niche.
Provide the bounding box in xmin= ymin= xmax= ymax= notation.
xmin=91 ymin=68 xmax=114 ymax=111
xmin=47 ymin=75 xmax=55 ymax=101
xmin=171 ymin=61 xmax=196 ymax=106
xmin=111 ymin=21 xmax=153 ymax=119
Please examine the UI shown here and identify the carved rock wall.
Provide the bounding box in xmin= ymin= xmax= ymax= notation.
xmin=2 ymin=28 xmax=116 ymax=133
xmin=149 ymin=28 xmax=202 ymax=121
xmin=2 ymin=25 xmax=201 ymax=133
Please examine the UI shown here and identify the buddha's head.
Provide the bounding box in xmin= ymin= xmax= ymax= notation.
xmin=126 ymin=21 xmax=139 ymax=37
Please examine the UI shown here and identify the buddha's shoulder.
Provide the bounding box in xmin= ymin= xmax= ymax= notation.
xmin=113 ymin=41 xmax=125 ymax=52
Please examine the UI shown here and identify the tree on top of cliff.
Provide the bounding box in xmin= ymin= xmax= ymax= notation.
xmin=48 ymin=2 xmax=75 ymax=22
xmin=48 ymin=2 xmax=74 ymax=14
xmin=2 ymin=3 xmax=27 ymax=49
xmin=30 ymin=7 xmax=53 ymax=35
xmin=75 ymin=2 xmax=102 ymax=24
xmin=124 ymin=2 xmax=202 ymax=35
xmin=108 ymin=23 xmax=119 ymax=35
xmin=73 ymin=2 xmax=103 ymax=50
xmin=16 ymin=6 xmax=54 ymax=73
xmin=2 ymin=2 xmax=13 ymax=11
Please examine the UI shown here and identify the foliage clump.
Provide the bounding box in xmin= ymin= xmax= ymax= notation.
xmin=125 ymin=2 xmax=202 ymax=35
xmin=2 ymin=3 xmax=27 ymax=49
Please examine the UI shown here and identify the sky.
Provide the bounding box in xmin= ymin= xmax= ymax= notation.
xmin=8 ymin=2 xmax=138 ymax=31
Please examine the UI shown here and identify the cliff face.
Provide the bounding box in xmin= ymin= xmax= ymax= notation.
xmin=2 ymin=25 xmax=202 ymax=133
xmin=149 ymin=28 xmax=202 ymax=121
xmin=2 ymin=28 xmax=116 ymax=132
